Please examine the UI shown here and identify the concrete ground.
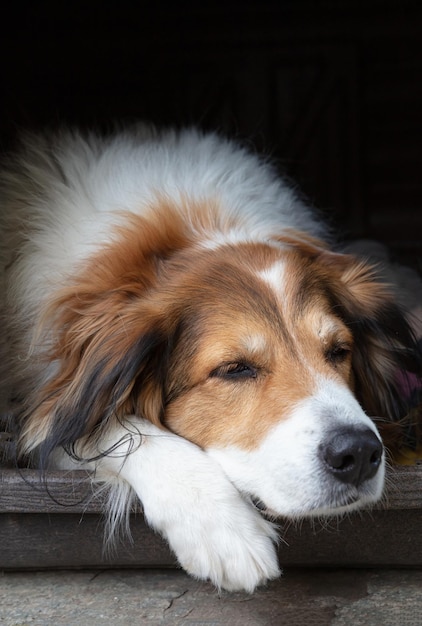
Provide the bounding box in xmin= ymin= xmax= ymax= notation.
xmin=2 ymin=568 xmax=422 ymax=626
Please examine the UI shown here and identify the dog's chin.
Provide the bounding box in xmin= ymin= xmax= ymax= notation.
xmin=250 ymin=486 xmax=381 ymax=520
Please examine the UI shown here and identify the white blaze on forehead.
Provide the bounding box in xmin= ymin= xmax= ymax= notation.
xmin=257 ymin=261 xmax=286 ymax=295
xmin=241 ymin=333 xmax=267 ymax=353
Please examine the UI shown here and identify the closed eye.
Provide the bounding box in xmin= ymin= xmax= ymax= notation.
xmin=209 ymin=362 xmax=258 ymax=380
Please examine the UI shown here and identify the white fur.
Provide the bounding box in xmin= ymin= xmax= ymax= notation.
xmin=258 ymin=261 xmax=287 ymax=295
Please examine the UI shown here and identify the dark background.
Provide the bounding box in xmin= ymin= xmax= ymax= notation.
xmin=1 ymin=1 xmax=421 ymax=265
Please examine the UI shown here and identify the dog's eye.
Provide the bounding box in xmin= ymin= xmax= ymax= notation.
xmin=210 ymin=362 xmax=258 ymax=380
xmin=326 ymin=344 xmax=352 ymax=365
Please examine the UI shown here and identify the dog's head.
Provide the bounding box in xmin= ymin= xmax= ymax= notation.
xmin=25 ymin=200 xmax=422 ymax=517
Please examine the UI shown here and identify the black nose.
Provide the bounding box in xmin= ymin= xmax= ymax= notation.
xmin=320 ymin=427 xmax=383 ymax=487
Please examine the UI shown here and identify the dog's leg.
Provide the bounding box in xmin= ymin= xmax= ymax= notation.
xmin=81 ymin=418 xmax=280 ymax=592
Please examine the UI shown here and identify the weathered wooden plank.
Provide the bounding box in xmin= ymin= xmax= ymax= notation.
xmin=381 ymin=464 xmax=422 ymax=509
xmin=0 ymin=512 xmax=174 ymax=569
xmin=2 ymin=464 xmax=422 ymax=513
xmin=0 ymin=469 xmax=106 ymax=514
xmin=280 ymin=509 xmax=422 ymax=567
xmin=1 ymin=509 xmax=422 ymax=570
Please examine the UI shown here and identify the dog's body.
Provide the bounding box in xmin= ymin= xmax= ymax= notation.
xmin=1 ymin=126 xmax=420 ymax=591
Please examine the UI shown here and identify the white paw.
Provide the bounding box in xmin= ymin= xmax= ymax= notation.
xmin=161 ymin=490 xmax=281 ymax=592
xmin=99 ymin=420 xmax=281 ymax=592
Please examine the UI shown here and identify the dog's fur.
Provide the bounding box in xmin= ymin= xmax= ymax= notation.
xmin=1 ymin=126 xmax=421 ymax=591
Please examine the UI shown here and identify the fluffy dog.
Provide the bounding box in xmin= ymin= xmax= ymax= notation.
xmin=1 ymin=125 xmax=420 ymax=591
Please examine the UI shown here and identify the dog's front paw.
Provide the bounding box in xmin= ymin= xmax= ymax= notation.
xmin=100 ymin=420 xmax=281 ymax=592
xmin=135 ymin=440 xmax=281 ymax=592
xmin=164 ymin=492 xmax=280 ymax=592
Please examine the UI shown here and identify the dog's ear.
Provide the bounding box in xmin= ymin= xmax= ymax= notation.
xmin=22 ymin=293 xmax=173 ymax=466
xmin=20 ymin=207 xmax=195 ymax=465
xmin=331 ymin=258 xmax=422 ymax=452
xmin=318 ymin=249 xmax=422 ymax=435
xmin=334 ymin=264 xmax=421 ymax=417
xmin=275 ymin=230 xmax=422 ymax=430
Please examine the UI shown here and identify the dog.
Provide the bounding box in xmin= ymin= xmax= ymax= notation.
xmin=1 ymin=125 xmax=421 ymax=592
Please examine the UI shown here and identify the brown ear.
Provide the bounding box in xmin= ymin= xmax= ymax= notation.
xmin=22 ymin=291 xmax=171 ymax=465
xmin=20 ymin=205 xmax=198 ymax=464
xmin=274 ymin=230 xmax=422 ymax=428
xmin=317 ymin=248 xmax=422 ymax=428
